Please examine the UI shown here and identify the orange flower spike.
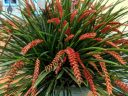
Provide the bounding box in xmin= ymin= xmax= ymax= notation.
xmin=112 ymin=28 xmax=122 ymax=34
xmin=115 ymin=80 xmax=128 ymax=93
xmin=94 ymin=21 xmax=124 ymax=31
xmin=45 ymin=64 xmax=53 ymax=72
xmin=83 ymin=70 xmax=97 ymax=96
xmin=6 ymin=20 xmax=17 ymax=29
xmin=5 ymin=61 xmax=24 ymax=87
xmin=3 ymin=26 xmax=12 ymax=33
xmin=94 ymin=38 xmax=120 ymax=49
xmin=55 ymin=61 xmax=63 ymax=74
xmin=31 ymin=58 xmax=40 ymax=96
xmin=73 ymin=0 xmax=79 ymax=6
xmin=88 ymin=61 xmax=102 ymax=76
xmin=52 ymin=50 xmax=65 ymax=66
xmin=30 ymin=0 xmax=36 ymax=11
xmin=105 ymin=51 xmax=126 ymax=65
xmin=47 ymin=18 xmax=60 ymax=25
xmin=21 ymin=39 xmax=43 ymax=55
xmin=25 ymin=0 xmax=31 ymax=16
xmin=75 ymin=52 xmax=97 ymax=96
xmin=24 ymin=87 xmax=32 ymax=96
xmin=87 ymin=16 xmax=96 ymax=24
xmin=93 ymin=54 xmax=113 ymax=95
xmin=114 ymin=39 xmax=124 ymax=44
xmin=45 ymin=50 xmax=65 ymax=72
xmin=94 ymin=22 xmax=106 ymax=30
xmin=5 ymin=61 xmax=24 ymax=94
xmin=55 ymin=57 xmax=66 ymax=74
xmin=55 ymin=63 xmax=62 ymax=74
xmin=94 ymin=38 xmax=102 ymax=41
xmin=62 ymin=20 xmax=71 ymax=35
xmin=65 ymin=34 xmax=74 ymax=42
xmin=64 ymin=28 xmax=71 ymax=35
xmin=100 ymin=25 xmax=121 ymax=34
xmin=101 ymin=4 xmax=112 ymax=11
xmin=63 ymin=20 xmax=68 ymax=26
xmin=33 ymin=59 xmax=40 ymax=81
xmin=56 ymin=0 xmax=63 ymax=18
xmin=109 ymin=21 xmax=121 ymax=25
xmin=114 ymin=39 xmax=128 ymax=44
xmin=106 ymin=41 xmax=120 ymax=49
xmin=78 ymin=10 xmax=96 ymax=22
xmin=65 ymin=47 xmax=83 ymax=85
xmin=12 ymin=61 xmax=24 ymax=70
xmin=70 ymin=10 xmax=78 ymax=23
xmin=101 ymin=25 xmax=111 ymax=33
xmin=79 ymin=33 xmax=96 ymax=40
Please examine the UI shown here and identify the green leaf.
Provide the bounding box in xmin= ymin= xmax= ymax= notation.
xmin=34 ymin=71 xmax=50 ymax=87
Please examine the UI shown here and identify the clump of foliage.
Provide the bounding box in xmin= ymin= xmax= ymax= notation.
xmin=0 ymin=0 xmax=128 ymax=95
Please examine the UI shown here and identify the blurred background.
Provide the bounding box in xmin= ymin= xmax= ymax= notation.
xmin=0 ymin=0 xmax=128 ymax=17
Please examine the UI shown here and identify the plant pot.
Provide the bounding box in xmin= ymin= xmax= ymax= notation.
xmin=54 ymin=87 xmax=89 ymax=96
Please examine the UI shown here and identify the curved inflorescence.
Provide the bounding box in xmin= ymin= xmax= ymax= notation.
xmin=65 ymin=47 xmax=83 ymax=85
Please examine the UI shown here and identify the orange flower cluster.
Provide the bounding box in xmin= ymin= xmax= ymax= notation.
xmin=78 ymin=10 xmax=96 ymax=22
xmin=47 ymin=18 xmax=71 ymax=35
xmin=5 ymin=61 xmax=24 ymax=95
xmin=64 ymin=28 xmax=71 ymax=35
xmin=24 ymin=87 xmax=32 ymax=96
xmin=56 ymin=0 xmax=63 ymax=18
xmin=101 ymin=25 xmax=121 ymax=34
xmin=94 ymin=22 xmax=106 ymax=30
xmin=55 ymin=61 xmax=63 ymax=75
xmin=86 ymin=16 xmax=96 ymax=25
xmin=30 ymin=0 xmax=36 ymax=10
xmin=88 ymin=61 xmax=102 ymax=76
xmin=65 ymin=47 xmax=83 ymax=85
xmin=55 ymin=57 xmax=66 ymax=74
xmin=109 ymin=21 xmax=128 ymax=26
xmin=101 ymin=25 xmax=111 ymax=33
xmin=94 ymin=21 xmax=123 ymax=31
xmin=114 ymin=39 xmax=128 ymax=45
xmin=79 ymin=32 xmax=96 ymax=40
xmin=25 ymin=0 xmax=31 ymax=16
xmin=94 ymin=38 xmax=119 ymax=49
xmin=63 ymin=20 xmax=68 ymax=26
xmin=6 ymin=61 xmax=24 ymax=82
xmin=100 ymin=25 xmax=121 ymax=34
xmin=70 ymin=10 xmax=78 ymax=23
xmin=25 ymin=0 xmax=36 ymax=16
xmin=63 ymin=20 xmax=71 ymax=35
xmin=109 ymin=28 xmax=121 ymax=34
xmin=76 ymin=53 xmax=97 ymax=96
xmin=83 ymin=70 xmax=97 ymax=96
xmin=47 ymin=18 xmax=60 ymax=25
xmin=45 ymin=50 xmax=65 ymax=72
xmin=93 ymin=54 xmax=113 ymax=95
xmin=109 ymin=21 xmax=121 ymax=25
xmin=65 ymin=34 xmax=74 ymax=42
xmin=21 ymin=39 xmax=43 ymax=55
xmin=106 ymin=41 xmax=120 ymax=49
xmin=5 ymin=20 xmax=17 ymax=29
xmin=31 ymin=58 xmax=40 ymax=96
xmin=3 ymin=26 xmax=12 ymax=33
xmin=105 ymin=51 xmax=126 ymax=65
xmin=115 ymin=80 xmax=128 ymax=93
